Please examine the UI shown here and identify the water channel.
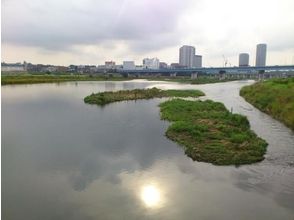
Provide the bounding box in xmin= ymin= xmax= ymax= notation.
xmin=2 ymin=80 xmax=294 ymax=220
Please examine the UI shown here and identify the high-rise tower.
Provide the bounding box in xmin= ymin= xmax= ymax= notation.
xmin=239 ymin=53 xmax=249 ymax=67
xmin=255 ymin=44 xmax=267 ymax=67
xmin=179 ymin=45 xmax=196 ymax=68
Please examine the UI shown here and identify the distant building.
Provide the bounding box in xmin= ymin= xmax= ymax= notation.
xmin=81 ymin=65 xmax=96 ymax=73
xmin=123 ymin=61 xmax=135 ymax=70
xmin=67 ymin=65 xmax=78 ymax=72
xmin=114 ymin=65 xmax=123 ymax=70
xmin=159 ymin=62 xmax=168 ymax=69
xmin=135 ymin=65 xmax=143 ymax=70
xmin=255 ymin=44 xmax=267 ymax=67
xmin=179 ymin=45 xmax=195 ymax=68
xmin=1 ymin=62 xmax=26 ymax=72
xmin=170 ymin=63 xmax=181 ymax=69
xmin=105 ymin=61 xmax=116 ymax=69
xmin=239 ymin=53 xmax=249 ymax=67
xmin=193 ymin=55 xmax=202 ymax=68
xmin=56 ymin=66 xmax=68 ymax=72
xmin=143 ymin=58 xmax=160 ymax=69
xmin=44 ymin=66 xmax=58 ymax=72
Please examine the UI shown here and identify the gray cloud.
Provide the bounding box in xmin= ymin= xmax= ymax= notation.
xmin=2 ymin=0 xmax=294 ymax=65
xmin=2 ymin=0 xmax=193 ymax=52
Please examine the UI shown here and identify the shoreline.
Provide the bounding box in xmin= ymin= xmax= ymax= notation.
xmin=1 ymin=73 xmax=243 ymax=85
xmin=240 ymin=78 xmax=294 ymax=130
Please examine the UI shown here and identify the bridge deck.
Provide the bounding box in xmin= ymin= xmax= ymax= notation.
xmin=119 ymin=65 xmax=294 ymax=74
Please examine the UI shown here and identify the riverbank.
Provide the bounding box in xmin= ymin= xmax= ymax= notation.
xmin=1 ymin=74 xmax=133 ymax=85
xmin=84 ymin=87 xmax=205 ymax=105
xmin=240 ymin=78 xmax=294 ymax=130
xmin=146 ymin=76 xmax=239 ymax=84
xmin=1 ymin=74 xmax=239 ymax=85
xmin=160 ymin=99 xmax=268 ymax=165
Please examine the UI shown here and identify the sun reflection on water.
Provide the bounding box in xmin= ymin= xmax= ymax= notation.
xmin=140 ymin=184 xmax=161 ymax=208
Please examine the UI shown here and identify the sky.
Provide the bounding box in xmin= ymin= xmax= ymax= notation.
xmin=2 ymin=0 xmax=294 ymax=67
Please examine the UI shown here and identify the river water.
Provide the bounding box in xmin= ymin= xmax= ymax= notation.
xmin=2 ymin=80 xmax=294 ymax=220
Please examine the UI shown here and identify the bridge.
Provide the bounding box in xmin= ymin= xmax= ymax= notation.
xmin=118 ymin=65 xmax=294 ymax=75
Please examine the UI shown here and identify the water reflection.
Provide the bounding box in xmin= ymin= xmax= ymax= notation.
xmin=105 ymin=81 xmax=116 ymax=91
xmin=140 ymin=184 xmax=161 ymax=208
xmin=2 ymin=80 xmax=294 ymax=220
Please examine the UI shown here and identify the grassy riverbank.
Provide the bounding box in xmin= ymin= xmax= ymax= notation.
xmin=84 ymin=87 xmax=204 ymax=105
xmin=1 ymin=74 xmax=132 ymax=85
xmin=1 ymin=74 xmax=239 ymax=85
xmin=146 ymin=76 xmax=239 ymax=84
xmin=240 ymin=78 xmax=294 ymax=130
xmin=160 ymin=99 xmax=267 ymax=165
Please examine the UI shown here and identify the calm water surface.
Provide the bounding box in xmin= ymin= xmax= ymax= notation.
xmin=2 ymin=80 xmax=294 ymax=220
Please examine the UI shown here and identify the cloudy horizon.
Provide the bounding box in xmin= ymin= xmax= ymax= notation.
xmin=2 ymin=0 xmax=294 ymax=67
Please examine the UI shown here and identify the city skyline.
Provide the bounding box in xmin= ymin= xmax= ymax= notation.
xmin=2 ymin=0 xmax=294 ymax=66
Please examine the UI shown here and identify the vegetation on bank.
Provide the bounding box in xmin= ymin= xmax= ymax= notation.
xmin=1 ymin=74 xmax=132 ymax=85
xmin=190 ymin=77 xmax=239 ymax=84
xmin=159 ymin=99 xmax=268 ymax=165
xmin=84 ymin=87 xmax=205 ymax=105
xmin=146 ymin=76 xmax=240 ymax=84
xmin=240 ymin=78 xmax=294 ymax=130
xmin=1 ymin=73 xmax=240 ymax=85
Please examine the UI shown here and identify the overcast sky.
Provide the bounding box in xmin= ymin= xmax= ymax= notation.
xmin=2 ymin=0 xmax=294 ymax=66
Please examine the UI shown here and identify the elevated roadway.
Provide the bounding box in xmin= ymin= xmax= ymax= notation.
xmin=119 ymin=65 xmax=294 ymax=75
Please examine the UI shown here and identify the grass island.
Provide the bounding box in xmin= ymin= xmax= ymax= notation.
xmin=84 ymin=88 xmax=267 ymax=165
xmin=160 ymin=99 xmax=267 ymax=165
xmin=84 ymin=87 xmax=204 ymax=105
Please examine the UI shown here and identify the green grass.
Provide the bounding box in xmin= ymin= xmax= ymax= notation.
xmin=1 ymin=74 xmax=132 ymax=85
xmin=190 ymin=77 xmax=239 ymax=84
xmin=146 ymin=76 xmax=239 ymax=84
xmin=240 ymin=78 xmax=294 ymax=130
xmin=159 ymin=99 xmax=267 ymax=165
xmin=84 ymin=88 xmax=267 ymax=165
xmin=84 ymin=87 xmax=205 ymax=105
xmin=1 ymin=74 xmax=239 ymax=85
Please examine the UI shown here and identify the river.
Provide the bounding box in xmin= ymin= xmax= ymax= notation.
xmin=2 ymin=80 xmax=294 ymax=220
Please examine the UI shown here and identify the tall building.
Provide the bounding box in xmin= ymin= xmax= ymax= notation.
xmin=143 ymin=58 xmax=159 ymax=69
xmin=193 ymin=55 xmax=202 ymax=68
xmin=179 ymin=45 xmax=196 ymax=68
xmin=239 ymin=53 xmax=249 ymax=67
xmin=255 ymin=44 xmax=267 ymax=67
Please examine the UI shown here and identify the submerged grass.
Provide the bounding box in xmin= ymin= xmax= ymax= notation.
xmin=159 ymin=99 xmax=268 ymax=165
xmin=240 ymin=78 xmax=294 ymax=130
xmin=84 ymin=87 xmax=205 ymax=105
